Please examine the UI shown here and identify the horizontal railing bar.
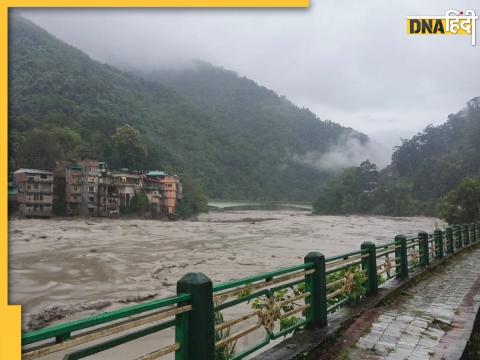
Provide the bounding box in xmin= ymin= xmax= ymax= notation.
xmin=326 ymin=254 xmax=369 ymax=269
xmin=327 ymin=288 xmax=345 ymax=300
xmin=270 ymin=319 xmax=307 ymax=340
xmin=280 ymin=304 xmax=310 ymax=319
xmin=327 ymin=296 xmax=350 ymax=313
xmin=231 ymin=337 xmax=270 ymax=360
xmin=214 ymin=270 xmax=314 ymax=303
xmin=62 ymin=320 xmax=176 ymax=360
xmin=279 ymin=292 xmax=310 ymax=308
xmin=215 ymin=323 xmax=262 ymax=349
xmin=213 ymin=263 xmax=313 ymax=293
xmin=326 ymin=249 xmax=366 ymax=263
xmin=22 ymin=294 xmax=190 ymax=345
xmin=215 ymin=311 xmax=259 ymax=332
xmin=215 ymin=289 xmax=269 ymax=312
xmin=23 ymin=305 xmax=190 ymax=359
xmin=270 ymin=278 xmax=304 ymax=293
xmin=375 ymin=249 xmax=396 ymax=258
xmin=375 ymin=242 xmax=396 ymax=250
xmin=326 ymin=278 xmax=346 ymax=289
xmin=325 ymin=260 xmax=363 ymax=275
xmin=135 ymin=343 xmax=180 ymax=360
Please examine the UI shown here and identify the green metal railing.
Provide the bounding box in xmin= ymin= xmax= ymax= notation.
xmin=21 ymin=222 xmax=480 ymax=360
xmin=22 ymin=294 xmax=191 ymax=360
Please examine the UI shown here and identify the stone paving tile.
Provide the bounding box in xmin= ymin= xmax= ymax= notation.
xmin=341 ymin=246 xmax=480 ymax=359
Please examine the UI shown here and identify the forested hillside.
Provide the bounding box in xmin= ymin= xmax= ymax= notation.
xmin=9 ymin=15 xmax=367 ymax=201
xmin=391 ymin=97 xmax=480 ymax=201
xmin=313 ymin=97 xmax=480 ymax=216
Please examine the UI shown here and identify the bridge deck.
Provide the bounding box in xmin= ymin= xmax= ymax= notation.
xmin=330 ymin=246 xmax=480 ymax=360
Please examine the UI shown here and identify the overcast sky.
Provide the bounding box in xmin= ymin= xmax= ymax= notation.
xmin=17 ymin=1 xmax=480 ymax=151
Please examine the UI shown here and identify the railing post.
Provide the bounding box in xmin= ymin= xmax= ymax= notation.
xmin=395 ymin=235 xmax=408 ymax=278
xmin=361 ymin=242 xmax=378 ymax=296
xmin=177 ymin=272 xmax=214 ymax=360
xmin=463 ymin=224 xmax=470 ymax=246
xmin=477 ymin=223 xmax=480 ymax=243
xmin=470 ymin=224 xmax=477 ymax=244
xmin=434 ymin=229 xmax=444 ymax=259
xmin=418 ymin=232 xmax=429 ymax=267
xmin=455 ymin=225 xmax=463 ymax=249
xmin=446 ymin=226 xmax=454 ymax=254
xmin=304 ymin=252 xmax=327 ymax=328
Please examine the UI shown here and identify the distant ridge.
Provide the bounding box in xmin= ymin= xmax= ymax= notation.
xmin=9 ymin=14 xmax=368 ymax=201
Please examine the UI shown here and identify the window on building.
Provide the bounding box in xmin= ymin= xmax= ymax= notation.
xmin=28 ymin=176 xmax=34 ymax=182
xmin=88 ymin=196 xmax=95 ymax=203
xmin=40 ymin=174 xmax=47 ymax=179
xmin=34 ymin=183 xmax=39 ymax=189
xmin=89 ymin=186 xmax=95 ymax=193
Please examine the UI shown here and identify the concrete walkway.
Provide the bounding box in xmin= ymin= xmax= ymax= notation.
xmin=332 ymin=246 xmax=480 ymax=360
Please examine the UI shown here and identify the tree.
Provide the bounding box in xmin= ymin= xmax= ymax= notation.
xmin=176 ymin=179 xmax=209 ymax=218
xmin=15 ymin=127 xmax=83 ymax=170
xmin=122 ymin=190 xmax=149 ymax=215
xmin=441 ymin=178 xmax=480 ymax=224
xmin=111 ymin=124 xmax=148 ymax=170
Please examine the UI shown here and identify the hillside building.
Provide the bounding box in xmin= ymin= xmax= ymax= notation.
xmin=98 ymin=170 xmax=120 ymax=217
xmin=12 ymin=162 xmax=182 ymax=218
xmin=14 ymin=169 xmax=54 ymax=217
xmin=111 ymin=171 xmax=142 ymax=209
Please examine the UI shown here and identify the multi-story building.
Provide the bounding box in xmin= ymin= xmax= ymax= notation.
xmin=15 ymin=161 xmax=182 ymax=218
xmin=111 ymin=171 xmax=142 ymax=209
xmin=143 ymin=171 xmax=183 ymax=215
xmin=14 ymin=169 xmax=54 ymax=217
xmin=76 ymin=158 xmax=101 ymax=216
xmin=143 ymin=171 xmax=164 ymax=215
xmin=64 ymin=163 xmax=82 ymax=215
xmin=98 ymin=171 xmax=120 ymax=217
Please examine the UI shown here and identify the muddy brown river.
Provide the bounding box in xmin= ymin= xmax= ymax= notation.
xmin=9 ymin=211 xmax=442 ymax=359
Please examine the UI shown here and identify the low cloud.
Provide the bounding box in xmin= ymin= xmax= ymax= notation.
xmin=293 ymin=135 xmax=391 ymax=172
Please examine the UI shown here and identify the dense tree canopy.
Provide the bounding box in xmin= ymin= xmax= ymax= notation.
xmin=441 ymin=178 xmax=480 ymax=224
xmin=314 ymin=98 xmax=480 ymax=220
xmin=111 ymin=124 xmax=149 ymax=170
xmin=9 ymin=15 xmax=366 ymax=201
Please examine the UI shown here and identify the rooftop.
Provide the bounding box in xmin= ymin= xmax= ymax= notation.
xmin=146 ymin=170 xmax=166 ymax=177
xmin=14 ymin=168 xmax=53 ymax=175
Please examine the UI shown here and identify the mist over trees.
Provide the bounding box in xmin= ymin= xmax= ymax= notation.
xmin=314 ymin=97 xmax=480 ymax=222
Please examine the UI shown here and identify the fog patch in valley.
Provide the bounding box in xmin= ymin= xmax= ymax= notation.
xmin=292 ymin=134 xmax=391 ymax=172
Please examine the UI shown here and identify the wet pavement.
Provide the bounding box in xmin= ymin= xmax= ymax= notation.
xmin=334 ymin=245 xmax=480 ymax=360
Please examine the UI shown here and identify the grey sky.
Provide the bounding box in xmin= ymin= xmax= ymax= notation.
xmin=17 ymin=1 xmax=480 ymax=152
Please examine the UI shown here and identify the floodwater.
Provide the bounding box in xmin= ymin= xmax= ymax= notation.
xmin=9 ymin=211 xmax=442 ymax=358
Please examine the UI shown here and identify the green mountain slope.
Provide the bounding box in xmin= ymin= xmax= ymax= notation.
xmin=9 ymin=15 xmax=367 ymax=201
xmin=390 ymin=97 xmax=480 ymax=201
xmin=141 ymin=61 xmax=366 ymax=157
xmin=312 ymin=97 xmax=480 ymax=216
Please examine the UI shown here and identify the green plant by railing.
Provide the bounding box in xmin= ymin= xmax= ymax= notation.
xmin=214 ymin=309 xmax=236 ymax=360
xmin=249 ymin=282 xmax=306 ymax=336
xmin=21 ymin=222 xmax=480 ymax=360
xmin=326 ymin=266 xmax=367 ymax=313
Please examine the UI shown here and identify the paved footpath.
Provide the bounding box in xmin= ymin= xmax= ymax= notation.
xmin=331 ymin=246 xmax=480 ymax=360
